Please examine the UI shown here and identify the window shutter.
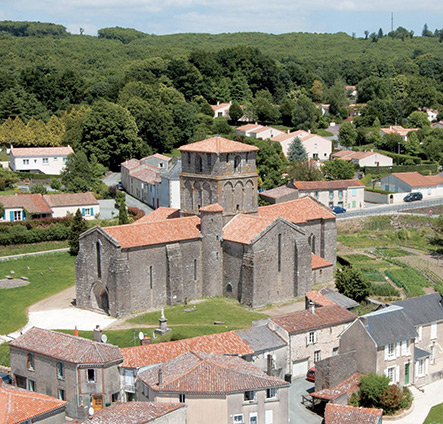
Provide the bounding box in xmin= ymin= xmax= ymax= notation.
xmin=82 ymin=208 xmax=85 ymax=216
xmin=3 ymin=212 xmax=5 ymax=220
xmin=314 ymin=332 xmax=317 ymax=344
xmin=396 ymin=366 xmax=400 ymax=383
xmin=425 ymin=358 xmax=429 ymax=375
xmin=418 ymin=326 xmax=422 ymax=341
xmin=401 ymin=341 xmax=406 ymax=356
xmin=396 ymin=342 xmax=400 ymax=358
xmin=22 ymin=210 xmax=26 ymax=220
xmin=431 ymin=323 xmax=437 ymax=340
xmin=384 ymin=345 xmax=388 ymax=361
xmin=415 ymin=361 xmax=419 ymax=377
xmin=384 ymin=368 xmax=388 ymax=377
xmin=90 ymin=207 xmax=94 ymax=216
xmin=9 ymin=211 xmax=14 ymax=222
xmin=306 ymin=333 xmax=310 ymax=346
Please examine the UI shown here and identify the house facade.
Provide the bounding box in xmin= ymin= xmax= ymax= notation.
xmin=331 ymin=150 xmax=393 ymax=167
xmin=9 ymin=327 xmax=123 ymax=419
xmin=380 ymin=126 xmax=418 ymax=141
xmin=379 ymin=172 xmax=443 ymax=198
xmin=236 ymin=124 xmax=284 ymax=140
xmin=211 ymin=102 xmax=232 ymax=118
xmin=9 ymin=146 xmax=74 ymax=175
xmin=43 ymin=192 xmax=99 ymax=220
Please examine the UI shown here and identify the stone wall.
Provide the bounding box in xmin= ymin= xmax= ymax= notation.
xmin=314 ymin=351 xmax=357 ymax=392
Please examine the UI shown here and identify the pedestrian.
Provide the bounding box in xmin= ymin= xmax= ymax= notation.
xmin=429 ymin=209 xmax=433 ymax=217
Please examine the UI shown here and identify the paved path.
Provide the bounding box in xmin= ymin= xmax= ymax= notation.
xmin=289 ymin=378 xmax=322 ymax=424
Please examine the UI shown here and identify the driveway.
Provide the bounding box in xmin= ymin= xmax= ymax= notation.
xmin=289 ymin=377 xmax=322 ymax=424
xmin=102 ymin=171 xmax=121 ymax=187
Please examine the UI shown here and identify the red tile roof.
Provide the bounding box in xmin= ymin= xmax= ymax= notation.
xmin=121 ymin=331 xmax=253 ymax=368
xmin=271 ymin=130 xmax=309 ymax=143
xmin=139 ymin=351 xmax=289 ymax=394
xmin=293 ymin=179 xmax=364 ymax=190
xmin=150 ymin=153 xmax=172 ymax=162
xmin=270 ymin=305 xmax=356 ymax=334
xmin=391 ymin=172 xmax=443 ymax=187
xmin=258 ymin=197 xmax=335 ymax=224
xmin=103 ymin=216 xmax=201 ymax=249
xmin=200 ymin=203 xmax=224 ymax=212
xmin=81 ymin=401 xmax=184 ymax=424
xmin=10 ymin=146 xmax=74 ymax=157
xmin=331 ymin=150 xmax=354 ymax=159
xmin=0 ymin=382 xmax=66 ymax=424
xmin=311 ymin=254 xmax=333 ymax=270
xmin=311 ymin=373 xmax=361 ymax=402
xmin=324 ymin=403 xmax=383 ymax=424
xmin=260 ymin=185 xmax=298 ymax=199
xmin=178 ymin=137 xmax=258 ymax=154
xmin=133 ymin=208 xmax=180 ymax=225
xmin=131 ymin=167 xmax=161 ymax=184
xmin=121 ymin=158 xmax=141 ymax=170
xmin=223 ymin=214 xmax=274 ymax=244
xmin=43 ymin=192 xmax=98 ymax=207
xmin=0 ymin=194 xmax=53 ymax=214
xmin=424 ymin=175 xmax=443 ymax=185
xmin=381 ymin=126 xmax=418 ymax=136
xmin=236 ymin=123 xmax=263 ymax=131
xmin=211 ymin=102 xmax=231 ymax=111
xmin=305 ymin=290 xmax=335 ymax=306
xmin=9 ymin=327 xmax=123 ymax=364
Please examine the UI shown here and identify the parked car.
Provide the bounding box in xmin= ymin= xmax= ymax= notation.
xmin=0 ymin=372 xmax=12 ymax=384
xmin=306 ymin=367 xmax=315 ymax=382
xmin=117 ymin=182 xmax=124 ymax=191
xmin=332 ymin=206 xmax=346 ymax=214
xmin=403 ymin=192 xmax=423 ymax=202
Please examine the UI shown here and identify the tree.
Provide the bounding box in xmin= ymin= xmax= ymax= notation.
xmin=364 ymin=30 xmax=369 ymax=40
xmin=335 ymin=266 xmax=369 ymax=302
xmin=326 ymin=80 xmax=348 ymax=116
xmin=229 ymin=101 xmax=243 ymax=124
xmin=292 ymin=95 xmax=320 ymax=130
xmin=30 ymin=183 xmax=47 ymax=194
xmin=378 ymin=28 xmax=384 ymax=38
xmin=339 ymin=122 xmax=357 ymax=147
xmin=50 ymin=177 xmax=62 ymax=191
xmin=253 ymin=90 xmax=280 ymax=125
xmin=118 ymin=200 xmax=129 ymax=225
xmin=61 ymin=152 xmax=103 ymax=192
xmin=359 ymin=374 xmax=390 ymax=408
xmin=68 ymin=208 xmax=88 ymax=255
xmin=422 ymin=23 xmax=433 ymax=37
xmin=287 ymin=137 xmax=308 ymax=162
xmin=310 ymin=80 xmax=324 ymax=102
xmin=407 ymin=111 xmax=430 ymax=129
xmin=403 ymin=132 xmax=421 ymax=156
xmin=322 ymin=159 xmax=355 ymax=180
xmin=288 ymin=160 xmax=323 ymax=181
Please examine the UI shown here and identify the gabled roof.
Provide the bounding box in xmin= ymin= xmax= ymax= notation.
xmin=131 ymin=167 xmax=161 ymax=185
xmin=81 ymin=401 xmax=185 ymax=424
xmin=10 ymin=146 xmax=74 ymax=157
xmin=390 ymin=172 xmax=443 ymax=187
xmin=43 ymin=192 xmax=99 ymax=207
xmin=270 ymin=305 xmax=356 ymax=334
xmin=270 ymin=130 xmax=309 ymax=143
xmin=223 ymin=214 xmax=275 ymax=245
xmin=324 ymin=403 xmax=383 ymax=424
xmin=392 ymin=293 xmax=443 ymax=326
xmin=178 ymin=137 xmax=258 ymax=154
xmin=121 ymin=158 xmax=141 ymax=170
xmin=150 ymin=153 xmax=172 ymax=162
xmin=9 ymin=327 xmax=122 ymax=365
xmin=0 ymin=194 xmax=52 ymax=214
xmin=0 ymin=382 xmax=66 ymax=424
xmin=381 ymin=125 xmax=418 ymax=136
xmin=305 ymin=291 xmax=336 ymax=307
xmin=293 ymin=179 xmax=364 ymax=191
xmin=133 ymin=208 xmax=180 ymax=225
xmin=235 ymin=326 xmax=287 ymax=353
xmin=121 ymin=331 xmax=253 ymax=368
xmin=103 ymin=216 xmax=201 ymax=249
xmin=311 ymin=372 xmax=361 ymax=402
xmin=139 ymin=351 xmax=289 ymax=394
xmin=200 ymin=203 xmax=224 ymax=212
xmin=319 ymin=287 xmax=359 ymax=309
xmin=258 ymin=197 xmax=335 ymax=223
xmin=415 ymin=346 xmax=430 ymax=360
xmin=236 ymin=123 xmax=263 ymax=132
xmin=360 ymin=305 xmax=417 ymax=346
xmin=211 ymin=102 xmax=231 ymax=111
xmin=260 ymin=185 xmax=298 ymax=199
xmin=311 ymin=254 xmax=333 ymax=270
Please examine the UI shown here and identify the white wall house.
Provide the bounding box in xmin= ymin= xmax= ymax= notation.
xmin=272 ymin=131 xmax=332 ymax=162
xmin=10 ymin=146 xmax=74 ymax=175
xmin=43 ymin=192 xmax=99 ymax=220
xmin=332 ymin=150 xmax=393 ymax=167
xmin=236 ymin=124 xmax=284 ymax=139
xmin=380 ymin=126 xmax=418 ymax=142
xmin=210 ymin=102 xmax=231 ymax=118
xmin=379 ymin=172 xmax=443 ymax=198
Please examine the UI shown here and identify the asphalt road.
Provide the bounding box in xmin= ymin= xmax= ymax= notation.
xmin=289 ymin=377 xmax=322 ymax=424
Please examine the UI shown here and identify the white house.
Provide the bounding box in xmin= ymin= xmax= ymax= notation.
xmin=272 ymin=131 xmax=332 ymax=161
xmin=379 ymin=172 xmax=443 ymax=198
xmin=210 ymin=102 xmax=231 ymax=118
xmin=10 ymin=146 xmax=74 ymax=175
xmin=236 ymin=124 xmax=284 ymax=140
xmin=380 ymin=126 xmax=418 ymax=142
xmin=43 ymin=192 xmax=99 ymax=220
xmin=331 ymin=150 xmax=393 ymax=167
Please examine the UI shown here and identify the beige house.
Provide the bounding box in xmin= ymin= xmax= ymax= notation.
xmin=43 ymin=192 xmax=99 ymax=220
xmin=339 ymin=306 xmax=419 ymax=387
xmin=236 ymin=124 xmax=284 ymax=140
xmin=268 ymin=304 xmax=357 ymax=378
xmin=380 ymin=125 xmax=418 ymax=141
xmin=138 ymin=352 xmax=289 ymax=424
xmin=331 ymin=150 xmax=393 ymax=167
xmin=271 ymin=131 xmax=332 ymax=161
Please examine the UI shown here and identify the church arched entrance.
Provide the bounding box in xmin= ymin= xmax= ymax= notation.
xmin=91 ymin=283 xmax=110 ymax=315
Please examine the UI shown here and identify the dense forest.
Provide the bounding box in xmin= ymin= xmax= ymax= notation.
xmin=0 ymin=21 xmax=442 ymax=180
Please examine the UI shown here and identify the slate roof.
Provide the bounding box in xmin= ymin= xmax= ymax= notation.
xmin=292 ymin=179 xmax=364 ymax=190
xmin=0 ymin=382 xmax=66 ymax=424
xmin=270 ymin=305 xmax=356 ymax=335
xmin=360 ymin=305 xmax=417 ymax=346
xmin=258 ymin=197 xmax=335 ymax=223
xmin=324 ymin=403 xmax=383 ymax=424
xmin=0 ymin=194 xmax=53 ymax=214
xmin=392 ymin=293 xmax=443 ymax=326
xmin=178 ymin=137 xmax=259 ymax=153
xmin=138 ymin=351 xmax=289 ymax=394
xmin=311 ymin=372 xmax=361 ymax=402
xmin=43 ymin=192 xmax=99 ymax=207
xmin=10 ymin=146 xmax=74 ymax=157
xmin=9 ymin=327 xmax=123 ymax=365
xmin=81 ymin=402 xmax=184 ymax=424
xmin=103 ymin=216 xmax=201 ymax=249
xmin=391 ymin=172 xmax=443 ymax=187
xmin=319 ymin=287 xmax=359 ymax=309
xmin=121 ymin=331 xmax=253 ymax=368
xmin=235 ymin=326 xmax=287 ymax=353
xmin=415 ymin=346 xmax=430 ymax=360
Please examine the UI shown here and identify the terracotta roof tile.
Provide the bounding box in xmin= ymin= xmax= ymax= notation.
xmin=121 ymin=331 xmax=253 ymax=368
xmin=311 ymin=254 xmax=333 ymax=270
xmin=0 ymin=382 xmax=66 ymax=424
xmin=331 ymin=150 xmax=354 ymax=158
xmin=424 ymin=175 xmax=443 ymax=185
xmin=139 ymin=352 xmax=289 ymax=394
xmin=311 ymin=373 xmax=361 ymax=402
xmin=133 ymin=208 xmax=180 ymax=225
xmin=260 ymin=185 xmax=298 ymax=199
xmin=258 ymin=197 xmax=335 ymax=224
xmin=223 ymin=214 xmax=275 ymax=244
xmin=178 ymin=137 xmax=258 ymax=154
xmin=150 ymin=153 xmax=172 ymax=162
xmin=236 ymin=123 xmax=263 ymax=131
xmin=211 ymin=102 xmax=231 ymax=111
xmin=9 ymin=327 xmax=123 ymax=364
xmin=391 ymin=172 xmax=443 ymax=187
xmin=270 ymin=305 xmax=356 ymax=334
xmin=43 ymin=192 xmax=99 ymax=207
xmin=305 ymin=291 xmax=336 ymax=306
xmin=381 ymin=126 xmax=418 ymax=136
xmin=131 ymin=167 xmax=161 ymax=184
xmin=293 ymin=179 xmax=364 ymax=190
xmin=324 ymin=403 xmax=383 ymax=424
xmin=10 ymin=146 xmax=74 ymax=157
xmin=0 ymin=194 xmax=53 ymax=214
xmin=103 ymin=216 xmax=201 ymax=249
xmin=121 ymin=158 xmax=141 ymax=170
xmin=81 ymin=401 xmax=184 ymax=424
xmin=271 ymin=130 xmax=309 ymax=142
xmin=200 ymin=203 xmax=224 ymax=212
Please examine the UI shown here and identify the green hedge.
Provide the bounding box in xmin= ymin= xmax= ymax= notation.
xmin=363 ymin=163 xmax=438 ymax=174
xmin=15 ymin=172 xmax=60 ymax=180
xmin=364 ymin=187 xmax=393 ymax=195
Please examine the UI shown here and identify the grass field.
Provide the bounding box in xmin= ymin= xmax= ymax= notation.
xmin=424 ymin=403 xmax=443 ymax=424
xmin=0 ymin=343 xmax=9 ymax=367
xmin=0 ymin=241 xmax=69 ymax=257
xmin=0 ymin=252 xmax=75 ymax=334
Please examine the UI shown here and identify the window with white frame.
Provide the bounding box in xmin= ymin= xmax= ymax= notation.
xmin=387 ymin=366 xmax=395 ymax=382
xmin=307 ymin=331 xmax=316 ymax=345
xmin=179 ymin=393 xmax=186 ymax=403
xmin=401 ymin=340 xmax=410 ymax=356
xmin=249 ymin=412 xmax=258 ymax=424
xmin=83 ymin=208 xmax=91 ymax=217
xmin=417 ymin=359 xmax=424 ymax=376
xmin=332 ymin=347 xmax=339 ymax=356
xmin=27 ymin=353 xmax=34 ymax=370
xmin=244 ymin=390 xmax=256 ymax=403
xmin=314 ymin=350 xmax=321 ymax=363
xmin=387 ymin=343 xmax=395 ymax=359
xmin=58 ymin=389 xmax=65 ymax=401
xmin=42 ymin=158 xmax=49 ymax=164
xmin=28 ymin=380 xmax=35 ymax=392
xmin=233 ymin=414 xmax=244 ymax=424
xmin=418 ymin=326 xmax=423 ymax=342
xmin=329 ymin=190 xmax=333 ymax=198
xmin=266 ymin=387 xmax=278 ymax=399
xmin=14 ymin=211 xmax=22 ymax=221
xmin=23 ymin=159 xmax=29 ymax=165
xmin=57 ymin=361 xmax=64 ymax=379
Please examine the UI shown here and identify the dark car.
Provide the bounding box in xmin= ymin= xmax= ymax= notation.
xmin=403 ymin=192 xmax=423 ymax=202
xmin=117 ymin=182 xmax=124 ymax=191
xmin=306 ymin=366 xmax=315 ymax=382
xmin=332 ymin=206 xmax=346 ymax=214
xmin=0 ymin=372 xmax=12 ymax=385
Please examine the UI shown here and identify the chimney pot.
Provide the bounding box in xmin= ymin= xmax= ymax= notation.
xmin=158 ymin=368 xmax=163 ymax=387
xmin=308 ymin=301 xmax=315 ymax=315
xmin=73 ymin=326 xmax=79 ymax=337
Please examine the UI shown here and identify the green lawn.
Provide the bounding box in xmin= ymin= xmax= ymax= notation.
xmin=0 ymin=240 xmax=69 ymax=257
xmin=0 ymin=189 xmax=17 ymax=196
xmin=0 ymin=252 xmax=75 ymax=334
xmin=0 ymin=342 xmax=10 ymax=367
xmin=424 ymin=402 xmax=443 ymax=424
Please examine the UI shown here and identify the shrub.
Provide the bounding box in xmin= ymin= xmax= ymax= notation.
xmin=50 ymin=178 xmax=62 ymax=191
xmin=380 ymin=384 xmax=404 ymax=414
xmin=335 ymin=266 xmax=370 ymax=302
xmin=30 ymin=183 xmax=47 ymax=194
xmin=359 ymin=373 xmax=390 ymax=408
xmin=128 ymin=207 xmax=145 ymax=221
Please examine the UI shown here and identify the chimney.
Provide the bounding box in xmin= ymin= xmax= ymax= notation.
xmin=287 ymin=129 xmax=290 ymax=134
xmin=93 ymin=325 xmax=102 ymax=342
xmin=158 ymin=368 xmax=163 ymax=387
xmin=267 ymin=353 xmax=273 ymax=376
xmin=73 ymin=326 xmax=79 ymax=337
xmin=140 ymin=336 xmax=151 ymax=345
xmin=217 ymin=101 xmax=220 ymax=106
xmin=308 ymin=301 xmax=315 ymax=315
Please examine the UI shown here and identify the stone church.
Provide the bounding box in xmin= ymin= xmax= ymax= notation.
xmin=75 ymin=137 xmax=336 ymax=317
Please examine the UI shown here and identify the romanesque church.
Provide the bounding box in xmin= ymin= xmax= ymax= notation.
xmin=75 ymin=137 xmax=336 ymax=317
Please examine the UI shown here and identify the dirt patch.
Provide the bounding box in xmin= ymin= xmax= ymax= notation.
xmin=0 ymin=278 xmax=30 ymax=289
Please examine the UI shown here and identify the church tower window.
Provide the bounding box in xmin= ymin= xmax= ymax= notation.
xmin=149 ymin=265 xmax=153 ymax=289
xmin=234 ymin=155 xmax=241 ymax=172
xmin=194 ymin=259 xmax=197 ymax=280
xmin=277 ymin=234 xmax=282 ymax=273
xmin=96 ymin=242 xmax=102 ymax=279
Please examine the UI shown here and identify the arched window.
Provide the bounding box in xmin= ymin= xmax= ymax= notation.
xmin=96 ymin=242 xmax=102 ymax=279
xmin=226 ymin=283 xmax=233 ymax=293
xmin=308 ymin=234 xmax=316 ymax=254
xmin=234 ymin=155 xmax=241 ymax=172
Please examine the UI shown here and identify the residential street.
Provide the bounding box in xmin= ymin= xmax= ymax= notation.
xmin=289 ymin=378 xmax=322 ymax=424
